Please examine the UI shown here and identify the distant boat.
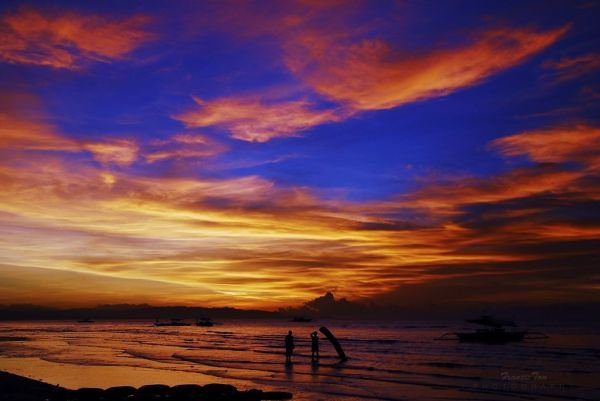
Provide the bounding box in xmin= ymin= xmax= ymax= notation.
xmin=77 ymin=318 xmax=94 ymax=323
xmin=465 ymin=315 xmax=516 ymax=327
xmin=154 ymin=318 xmax=191 ymax=327
xmin=291 ymin=316 xmax=312 ymax=322
xmin=195 ymin=317 xmax=214 ymax=327
xmin=436 ymin=315 xmax=547 ymax=344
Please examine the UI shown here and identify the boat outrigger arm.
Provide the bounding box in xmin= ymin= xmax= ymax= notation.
xmin=319 ymin=326 xmax=348 ymax=362
xmin=465 ymin=315 xmax=516 ymax=327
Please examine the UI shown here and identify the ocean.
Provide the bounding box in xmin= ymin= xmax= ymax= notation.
xmin=0 ymin=320 xmax=598 ymax=400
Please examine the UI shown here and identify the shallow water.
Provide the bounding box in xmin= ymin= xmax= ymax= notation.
xmin=0 ymin=320 xmax=598 ymax=400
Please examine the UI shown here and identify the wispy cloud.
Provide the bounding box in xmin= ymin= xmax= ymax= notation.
xmin=0 ymin=107 xmax=140 ymax=165
xmin=216 ymin=154 xmax=302 ymax=170
xmin=284 ymin=26 xmax=568 ymax=111
xmin=145 ymin=133 xmax=227 ymax=163
xmin=0 ymin=93 xmax=232 ymax=166
xmin=490 ymin=124 xmax=600 ymax=167
xmin=543 ymin=53 xmax=600 ymax=84
xmin=174 ymin=96 xmax=345 ymax=142
xmin=83 ymin=139 xmax=139 ymax=166
xmin=0 ymin=8 xmax=154 ymax=69
xmin=0 ymin=110 xmax=79 ymax=151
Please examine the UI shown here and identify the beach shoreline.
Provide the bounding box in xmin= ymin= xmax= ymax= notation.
xmin=0 ymin=370 xmax=293 ymax=401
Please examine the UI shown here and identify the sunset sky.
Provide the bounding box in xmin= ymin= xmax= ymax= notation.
xmin=0 ymin=0 xmax=598 ymax=309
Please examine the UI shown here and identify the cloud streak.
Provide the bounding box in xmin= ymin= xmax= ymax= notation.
xmin=145 ymin=133 xmax=227 ymax=163
xmin=175 ymin=96 xmax=344 ymax=142
xmin=0 ymin=107 xmax=139 ymax=165
xmin=543 ymin=53 xmax=600 ymax=84
xmin=490 ymin=124 xmax=600 ymax=167
xmin=284 ymin=26 xmax=569 ymax=111
xmin=0 ymin=93 xmax=229 ymax=166
xmin=0 ymin=8 xmax=153 ymax=69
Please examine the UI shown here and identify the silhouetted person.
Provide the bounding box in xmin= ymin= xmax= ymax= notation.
xmin=285 ymin=330 xmax=294 ymax=363
xmin=311 ymin=331 xmax=319 ymax=361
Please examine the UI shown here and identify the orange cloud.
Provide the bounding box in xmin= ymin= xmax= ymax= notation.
xmin=0 ymin=8 xmax=153 ymax=69
xmin=0 ymin=111 xmax=79 ymax=151
xmin=0 ymin=99 xmax=139 ymax=165
xmin=368 ymin=126 xmax=600 ymax=219
xmin=145 ymin=149 xmax=221 ymax=164
xmin=284 ymin=26 xmax=568 ymax=110
xmin=145 ymin=133 xmax=227 ymax=163
xmin=172 ymin=133 xmax=213 ymax=145
xmin=543 ymin=53 xmax=600 ymax=83
xmin=83 ymin=139 xmax=139 ymax=166
xmin=0 ymin=92 xmax=232 ymax=166
xmin=490 ymin=124 xmax=600 ymax=167
xmin=174 ymin=96 xmax=344 ymax=142
xmin=394 ymin=167 xmax=585 ymax=215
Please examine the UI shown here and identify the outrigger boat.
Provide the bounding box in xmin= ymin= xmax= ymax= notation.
xmin=436 ymin=315 xmax=548 ymax=344
xmin=154 ymin=318 xmax=191 ymax=327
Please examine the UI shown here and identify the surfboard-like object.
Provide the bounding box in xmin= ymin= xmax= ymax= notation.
xmin=319 ymin=326 xmax=347 ymax=362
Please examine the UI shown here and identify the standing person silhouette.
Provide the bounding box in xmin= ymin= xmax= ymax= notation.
xmin=285 ymin=330 xmax=294 ymax=363
xmin=311 ymin=331 xmax=319 ymax=361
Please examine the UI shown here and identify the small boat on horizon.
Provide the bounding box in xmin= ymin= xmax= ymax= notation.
xmin=436 ymin=315 xmax=548 ymax=344
xmin=154 ymin=318 xmax=191 ymax=327
xmin=291 ymin=316 xmax=313 ymax=322
xmin=195 ymin=317 xmax=214 ymax=327
xmin=77 ymin=318 xmax=94 ymax=323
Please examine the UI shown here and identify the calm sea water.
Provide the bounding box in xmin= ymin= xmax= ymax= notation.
xmin=0 ymin=320 xmax=598 ymax=400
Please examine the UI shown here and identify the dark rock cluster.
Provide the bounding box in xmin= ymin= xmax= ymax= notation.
xmin=47 ymin=383 xmax=293 ymax=401
xmin=0 ymin=371 xmax=292 ymax=401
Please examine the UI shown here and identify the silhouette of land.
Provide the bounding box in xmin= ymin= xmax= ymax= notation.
xmin=0 ymin=292 xmax=597 ymax=321
xmin=0 ymin=303 xmax=277 ymax=321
